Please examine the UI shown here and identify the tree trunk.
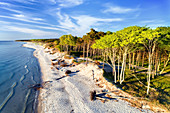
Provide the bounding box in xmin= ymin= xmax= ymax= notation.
xmin=83 ymin=42 xmax=85 ymax=60
xmin=90 ymin=48 xmax=93 ymax=57
xmin=132 ymin=52 xmax=135 ymax=69
xmin=112 ymin=48 xmax=116 ymax=83
xmin=147 ymin=43 xmax=156 ymax=95
xmin=118 ymin=55 xmax=120 ymax=81
xmin=123 ymin=50 xmax=127 ymax=82
xmin=160 ymin=55 xmax=169 ymax=74
xmin=147 ymin=51 xmax=151 ymax=95
xmin=86 ymin=42 xmax=90 ymax=65
xmin=103 ymin=50 xmax=105 ymax=69
xmin=93 ymin=49 xmax=96 ymax=60
xmin=157 ymin=53 xmax=161 ymax=72
xmin=66 ymin=45 xmax=69 ymax=54
xmin=129 ymin=52 xmax=131 ymax=70
xmin=120 ymin=48 xmax=127 ymax=84
xmin=142 ymin=51 xmax=145 ymax=67
xmin=138 ymin=51 xmax=141 ymax=66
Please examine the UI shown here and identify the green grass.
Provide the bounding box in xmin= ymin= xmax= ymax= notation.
xmin=103 ymin=69 xmax=170 ymax=110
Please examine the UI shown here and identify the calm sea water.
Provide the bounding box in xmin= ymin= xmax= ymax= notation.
xmin=0 ymin=41 xmax=41 ymax=113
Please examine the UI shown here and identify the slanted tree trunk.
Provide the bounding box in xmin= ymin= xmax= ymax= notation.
xmin=160 ymin=55 xmax=169 ymax=74
xmin=90 ymin=48 xmax=93 ymax=57
xmin=120 ymin=48 xmax=128 ymax=84
xmin=108 ymin=48 xmax=117 ymax=83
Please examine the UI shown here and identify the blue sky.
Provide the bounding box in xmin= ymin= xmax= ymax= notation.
xmin=0 ymin=0 xmax=169 ymax=40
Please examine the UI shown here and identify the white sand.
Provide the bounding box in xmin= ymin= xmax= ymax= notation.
xmin=23 ymin=42 xmax=153 ymax=113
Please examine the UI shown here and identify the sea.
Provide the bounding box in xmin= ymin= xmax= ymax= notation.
xmin=0 ymin=41 xmax=41 ymax=113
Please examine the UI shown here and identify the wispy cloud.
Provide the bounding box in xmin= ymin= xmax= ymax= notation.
xmin=0 ymin=15 xmax=47 ymax=25
xmin=0 ymin=7 xmax=22 ymax=13
xmin=0 ymin=19 xmax=66 ymax=32
xmin=140 ymin=20 xmax=164 ymax=24
xmin=1 ymin=25 xmax=58 ymax=37
xmin=49 ymin=0 xmax=84 ymax=8
xmin=103 ymin=4 xmax=138 ymax=14
xmin=72 ymin=15 xmax=123 ymax=36
xmin=0 ymin=2 xmax=11 ymax=6
xmin=148 ymin=24 xmax=167 ymax=29
xmin=56 ymin=11 xmax=123 ymax=36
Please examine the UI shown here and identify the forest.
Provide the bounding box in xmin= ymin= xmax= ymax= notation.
xmin=29 ymin=26 xmax=170 ymax=110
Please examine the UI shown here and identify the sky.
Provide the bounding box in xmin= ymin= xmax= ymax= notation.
xmin=0 ymin=0 xmax=169 ymax=40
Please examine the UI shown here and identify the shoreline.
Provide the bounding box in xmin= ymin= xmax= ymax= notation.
xmin=23 ymin=42 xmax=44 ymax=113
xmin=23 ymin=42 xmax=154 ymax=113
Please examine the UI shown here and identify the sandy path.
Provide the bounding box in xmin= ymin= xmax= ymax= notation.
xmin=23 ymin=42 xmax=153 ymax=113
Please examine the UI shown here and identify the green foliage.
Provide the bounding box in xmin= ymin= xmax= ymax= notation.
xmin=104 ymin=69 xmax=170 ymax=110
xmin=82 ymin=28 xmax=105 ymax=43
xmin=59 ymin=34 xmax=77 ymax=46
xmin=54 ymin=45 xmax=61 ymax=51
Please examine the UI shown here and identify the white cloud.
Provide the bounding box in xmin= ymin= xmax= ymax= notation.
xmin=49 ymin=0 xmax=83 ymax=8
xmin=0 ymin=7 xmax=22 ymax=13
xmin=72 ymin=15 xmax=123 ymax=36
xmin=0 ymin=20 xmax=66 ymax=32
xmin=140 ymin=20 xmax=164 ymax=24
xmin=2 ymin=25 xmax=58 ymax=37
xmin=0 ymin=15 xmax=47 ymax=25
xmin=13 ymin=14 xmax=25 ymax=18
xmin=148 ymin=24 xmax=167 ymax=29
xmin=32 ymin=18 xmax=44 ymax=21
xmin=57 ymin=12 xmax=77 ymax=29
xmin=56 ymin=12 xmax=123 ymax=36
xmin=0 ymin=2 xmax=11 ymax=6
xmin=103 ymin=4 xmax=138 ymax=14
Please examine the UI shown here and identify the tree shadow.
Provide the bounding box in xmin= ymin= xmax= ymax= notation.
xmin=95 ymin=92 xmax=118 ymax=101
xmin=55 ymin=71 xmax=80 ymax=80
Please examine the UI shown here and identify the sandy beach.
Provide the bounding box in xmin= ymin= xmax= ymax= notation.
xmin=23 ymin=42 xmax=153 ymax=113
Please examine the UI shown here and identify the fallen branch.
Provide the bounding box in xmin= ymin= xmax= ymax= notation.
xmin=28 ymin=81 xmax=52 ymax=90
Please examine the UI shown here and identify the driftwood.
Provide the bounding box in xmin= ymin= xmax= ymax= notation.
xmin=55 ymin=76 xmax=66 ymax=80
xmin=28 ymin=81 xmax=52 ymax=90
xmin=65 ymin=70 xmax=71 ymax=76
xmin=51 ymin=62 xmax=58 ymax=66
xmin=51 ymin=59 xmax=57 ymax=61
xmin=60 ymin=63 xmax=69 ymax=67
xmin=90 ymin=90 xmax=96 ymax=101
xmin=95 ymin=61 xmax=100 ymax=65
xmin=90 ymin=90 xmax=136 ymax=103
